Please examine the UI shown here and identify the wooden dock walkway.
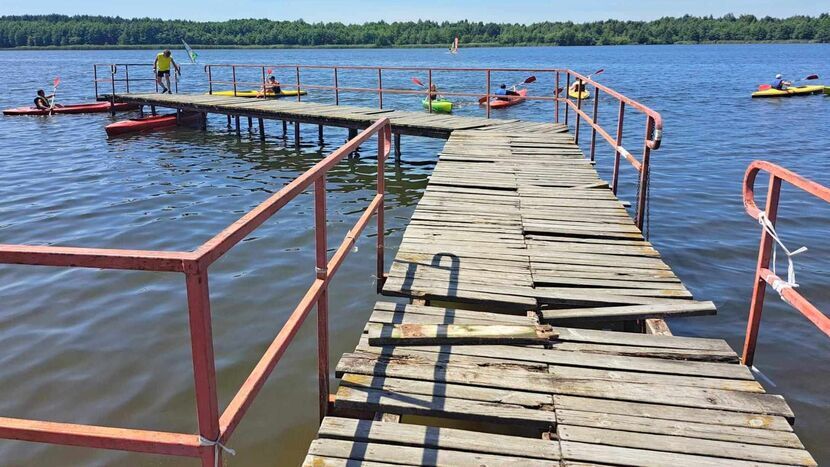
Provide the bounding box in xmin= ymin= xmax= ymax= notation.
xmin=304 ymin=124 xmax=816 ymax=465
xmin=107 ymin=93 xmax=815 ymax=465
xmin=109 ymin=93 xmax=567 ymax=138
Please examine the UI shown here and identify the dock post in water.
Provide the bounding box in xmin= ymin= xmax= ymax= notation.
xmin=226 ymin=114 xmax=231 ymax=129
xmin=282 ymin=120 xmax=288 ymax=138
xmin=394 ymin=132 xmax=401 ymax=161
xmin=294 ymin=121 xmax=301 ymax=146
xmin=247 ymin=116 xmax=253 ymax=134
xmin=318 ymin=124 xmax=324 ymax=144
xmin=258 ymin=118 xmax=265 ymax=140
xmin=234 ymin=115 xmax=240 ymax=137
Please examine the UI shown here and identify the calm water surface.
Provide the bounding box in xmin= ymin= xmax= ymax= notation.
xmin=0 ymin=44 xmax=828 ymax=465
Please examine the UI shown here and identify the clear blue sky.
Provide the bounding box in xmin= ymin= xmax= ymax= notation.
xmin=3 ymin=0 xmax=827 ymax=23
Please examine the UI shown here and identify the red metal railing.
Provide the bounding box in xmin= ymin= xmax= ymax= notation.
xmin=93 ymin=63 xmax=177 ymax=100
xmin=741 ymin=161 xmax=830 ymax=366
xmin=198 ymin=64 xmax=662 ymax=231
xmin=0 ymin=118 xmax=391 ymax=465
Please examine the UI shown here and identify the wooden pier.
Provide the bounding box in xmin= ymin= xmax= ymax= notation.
xmin=106 ymin=93 xmax=816 ymax=466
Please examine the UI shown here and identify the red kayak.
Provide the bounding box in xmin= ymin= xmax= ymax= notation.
xmin=479 ymin=88 xmax=528 ymax=109
xmin=3 ymin=102 xmax=137 ymax=116
xmin=106 ymin=112 xmax=201 ymax=136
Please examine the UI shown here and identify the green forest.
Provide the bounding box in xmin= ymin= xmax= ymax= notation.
xmin=1 ymin=14 xmax=829 ymax=48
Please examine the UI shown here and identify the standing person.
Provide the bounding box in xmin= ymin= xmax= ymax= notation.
xmin=153 ymin=49 xmax=180 ymax=94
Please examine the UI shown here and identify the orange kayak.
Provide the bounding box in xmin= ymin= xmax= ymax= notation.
xmin=106 ymin=112 xmax=201 ymax=136
xmin=4 ymin=102 xmax=137 ymax=116
xmin=480 ymin=88 xmax=527 ymax=109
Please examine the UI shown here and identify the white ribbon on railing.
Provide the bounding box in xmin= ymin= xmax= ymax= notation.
xmin=199 ymin=436 xmax=236 ymax=467
xmin=757 ymin=212 xmax=807 ymax=294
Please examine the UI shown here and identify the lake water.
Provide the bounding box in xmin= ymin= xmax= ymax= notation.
xmin=0 ymin=44 xmax=828 ymax=465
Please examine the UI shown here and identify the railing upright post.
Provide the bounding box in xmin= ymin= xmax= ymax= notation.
xmin=377 ymin=68 xmax=383 ymax=109
xmin=589 ymin=87 xmax=599 ymax=162
xmin=575 ymin=80 xmax=583 ymax=144
xmin=741 ymin=175 xmax=782 ymax=367
xmin=611 ymin=101 xmax=625 ymax=194
xmin=93 ymin=65 xmax=99 ymax=100
xmin=485 ymin=70 xmax=491 ymax=119
xmin=376 ymin=124 xmax=388 ymax=293
xmin=184 ymin=269 xmax=221 ymax=467
xmin=207 ymin=66 xmax=213 ymax=95
xmin=125 ymin=65 xmax=130 ymax=94
xmin=232 ymin=66 xmax=238 ymax=97
xmin=634 ymin=116 xmax=654 ymax=230
xmin=110 ymin=65 xmax=117 ymax=116
xmin=564 ymin=73 xmax=570 ymax=126
xmin=314 ymin=177 xmax=329 ymax=420
xmin=261 ymin=66 xmax=266 ymax=96
xmin=554 ymin=71 xmax=560 ymax=123
xmin=296 ymin=66 xmax=302 ymax=102
xmin=427 ymin=69 xmax=433 ymax=114
xmin=333 ymin=68 xmax=339 ymax=105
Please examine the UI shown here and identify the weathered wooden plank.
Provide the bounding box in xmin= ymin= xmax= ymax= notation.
xmin=308 ymin=438 xmax=552 ymax=466
xmin=334 ymin=385 xmax=557 ymax=428
xmin=540 ymin=302 xmax=716 ymax=323
xmin=553 ymin=395 xmax=794 ymax=432
xmin=367 ymin=323 xmax=557 ymax=346
xmin=560 ymin=441 xmax=785 ymax=467
xmin=318 ymin=417 xmax=561 ymax=460
xmin=558 ymin=426 xmax=816 ymax=465
xmin=556 ymin=410 xmax=803 ymax=448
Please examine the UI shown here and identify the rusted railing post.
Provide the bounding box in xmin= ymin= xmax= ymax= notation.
xmin=377 ymin=68 xmax=383 ymax=109
xmin=124 ymin=65 xmax=130 ymax=94
xmin=634 ymin=116 xmax=654 ymax=230
xmin=589 ymin=87 xmax=600 ymax=162
xmin=376 ymin=124 xmax=388 ymax=293
xmin=314 ymin=177 xmax=329 ymax=420
xmin=485 ymin=70 xmax=491 ymax=119
xmin=333 ymin=67 xmax=339 ymax=105
xmin=296 ymin=66 xmax=302 ymax=102
xmin=207 ymin=66 xmax=213 ymax=95
xmin=564 ymin=73 xmax=570 ymax=126
xmin=232 ymin=66 xmax=238 ymax=97
xmin=110 ymin=65 xmax=117 ymax=116
xmin=93 ymin=65 xmax=99 ymax=100
xmin=554 ymin=71 xmax=560 ymax=123
xmin=261 ymin=66 xmax=266 ymax=96
xmin=574 ymin=80 xmax=583 ymax=144
xmin=427 ymin=69 xmax=433 ymax=114
xmin=741 ymin=175 xmax=782 ymax=367
xmin=611 ymin=101 xmax=625 ymax=194
xmin=184 ymin=269 xmax=221 ymax=467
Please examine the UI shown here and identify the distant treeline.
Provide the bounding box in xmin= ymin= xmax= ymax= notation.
xmin=1 ymin=14 xmax=829 ymax=48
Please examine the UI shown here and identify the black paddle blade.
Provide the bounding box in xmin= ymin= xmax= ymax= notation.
xmin=524 ymin=76 xmax=537 ymax=84
xmin=805 ymin=74 xmax=819 ymax=80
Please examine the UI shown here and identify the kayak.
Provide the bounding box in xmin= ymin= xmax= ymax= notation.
xmin=210 ymin=89 xmax=308 ymax=98
xmin=751 ymin=85 xmax=825 ymax=98
xmin=568 ymin=87 xmax=590 ymax=100
xmin=422 ymin=98 xmax=453 ymax=113
xmin=105 ymin=112 xmax=201 ymax=136
xmin=824 ymin=86 xmax=830 ymax=95
xmin=3 ymin=102 xmax=137 ymax=116
xmin=481 ymin=88 xmax=528 ymax=109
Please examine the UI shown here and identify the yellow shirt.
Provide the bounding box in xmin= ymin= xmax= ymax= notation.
xmin=156 ymin=53 xmax=172 ymax=72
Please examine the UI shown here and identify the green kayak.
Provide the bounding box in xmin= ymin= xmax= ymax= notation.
xmin=422 ymin=98 xmax=453 ymax=113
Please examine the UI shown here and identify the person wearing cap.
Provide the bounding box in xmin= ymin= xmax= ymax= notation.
xmin=494 ymin=83 xmax=519 ymax=101
xmin=153 ymin=49 xmax=180 ymax=94
xmin=771 ymin=74 xmax=791 ymax=91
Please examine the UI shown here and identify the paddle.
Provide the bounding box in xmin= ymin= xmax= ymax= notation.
xmin=479 ymin=75 xmax=536 ymax=104
xmin=411 ymin=77 xmax=425 ymax=88
xmin=49 ymin=76 xmax=61 ymax=113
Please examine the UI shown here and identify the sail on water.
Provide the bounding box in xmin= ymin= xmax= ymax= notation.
xmin=182 ymin=40 xmax=198 ymax=63
xmin=449 ymin=36 xmax=459 ymax=54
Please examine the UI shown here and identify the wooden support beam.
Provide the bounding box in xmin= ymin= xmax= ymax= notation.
xmin=258 ymin=118 xmax=265 ymax=140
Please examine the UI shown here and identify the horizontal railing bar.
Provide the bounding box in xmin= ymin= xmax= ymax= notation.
xmin=565 ymin=100 xmax=642 ymax=172
xmin=0 ymin=416 xmax=201 ymax=457
xmin=744 ymin=161 xmax=830 ymax=220
xmin=760 ymin=268 xmax=830 ymax=337
xmin=194 ymin=118 xmax=389 ymax=266
xmin=206 ymin=64 xmax=568 ymax=73
xmin=0 ymin=245 xmax=192 ymax=272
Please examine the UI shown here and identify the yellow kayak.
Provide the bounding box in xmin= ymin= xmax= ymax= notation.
xmin=751 ymin=85 xmax=824 ymax=98
xmin=210 ymin=89 xmax=308 ymax=98
xmin=568 ymin=87 xmax=590 ymax=100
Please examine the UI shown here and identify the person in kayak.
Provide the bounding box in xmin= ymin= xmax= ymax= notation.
xmin=33 ymin=89 xmax=55 ymax=110
xmin=261 ymin=76 xmax=282 ymax=97
xmin=153 ymin=49 xmax=180 ymax=94
xmin=495 ymin=84 xmax=519 ymax=101
xmin=771 ymin=74 xmax=791 ymax=90
xmin=428 ymin=83 xmax=440 ymax=100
